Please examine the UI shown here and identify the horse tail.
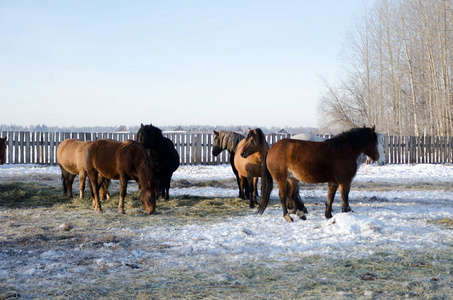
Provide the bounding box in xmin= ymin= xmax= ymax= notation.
xmin=257 ymin=151 xmax=273 ymax=215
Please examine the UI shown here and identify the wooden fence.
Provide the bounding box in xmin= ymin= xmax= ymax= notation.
xmin=2 ymin=131 xmax=453 ymax=165
xmin=0 ymin=131 xmax=289 ymax=165
xmin=385 ymin=135 xmax=453 ymax=164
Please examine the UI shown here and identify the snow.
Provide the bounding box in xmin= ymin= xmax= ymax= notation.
xmin=1 ymin=162 xmax=453 ymax=294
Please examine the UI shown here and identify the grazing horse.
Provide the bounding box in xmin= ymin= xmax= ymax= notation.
xmin=258 ymin=126 xmax=380 ymax=222
xmin=57 ymin=139 xmax=110 ymax=200
xmin=136 ymin=124 xmax=180 ymax=200
xmin=84 ymin=139 xmax=159 ymax=214
xmin=212 ymin=130 xmax=249 ymax=199
xmin=234 ymin=128 xmax=269 ymax=208
xmin=0 ymin=137 xmax=6 ymax=165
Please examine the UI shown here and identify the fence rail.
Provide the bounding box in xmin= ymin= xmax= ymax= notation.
xmin=0 ymin=131 xmax=290 ymax=165
xmin=385 ymin=135 xmax=453 ymax=164
xmin=2 ymin=131 xmax=453 ymax=165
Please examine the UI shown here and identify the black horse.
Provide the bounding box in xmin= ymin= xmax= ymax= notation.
xmin=212 ymin=130 xmax=249 ymax=199
xmin=136 ymin=124 xmax=180 ymax=200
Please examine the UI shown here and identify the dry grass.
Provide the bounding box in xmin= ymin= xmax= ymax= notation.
xmin=1 ymin=181 xmax=453 ymax=299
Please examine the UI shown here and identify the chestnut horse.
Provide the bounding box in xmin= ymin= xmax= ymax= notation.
xmin=57 ymin=139 xmax=110 ymax=200
xmin=84 ymin=139 xmax=159 ymax=214
xmin=234 ymin=128 xmax=269 ymax=208
xmin=136 ymin=124 xmax=180 ymax=200
xmin=258 ymin=126 xmax=380 ymax=222
xmin=0 ymin=137 xmax=6 ymax=165
xmin=212 ymin=130 xmax=249 ymax=199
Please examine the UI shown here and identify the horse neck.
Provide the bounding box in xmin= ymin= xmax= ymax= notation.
xmin=136 ymin=153 xmax=154 ymax=188
xmin=224 ymin=133 xmax=243 ymax=154
xmin=327 ymin=138 xmax=365 ymax=161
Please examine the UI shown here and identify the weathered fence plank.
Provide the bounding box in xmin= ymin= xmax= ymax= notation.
xmin=1 ymin=131 xmax=453 ymax=165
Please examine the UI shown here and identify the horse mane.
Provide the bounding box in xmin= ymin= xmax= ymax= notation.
xmin=246 ymin=128 xmax=265 ymax=145
xmin=327 ymin=127 xmax=375 ymax=150
xmin=123 ymin=140 xmax=156 ymax=183
xmin=218 ymin=130 xmax=245 ymax=153
xmin=136 ymin=124 xmax=163 ymax=149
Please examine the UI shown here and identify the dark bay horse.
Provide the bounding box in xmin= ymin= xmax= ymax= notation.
xmin=234 ymin=128 xmax=269 ymax=208
xmin=0 ymin=137 xmax=6 ymax=165
xmin=136 ymin=124 xmax=180 ymax=200
xmin=84 ymin=139 xmax=159 ymax=214
xmin=57 ymin=139 xmax=110 ymax=200
xmin=212 ymin=130 xmax=249 ymax=199
xmin=258 ymin=126 xmax=380 ymax=222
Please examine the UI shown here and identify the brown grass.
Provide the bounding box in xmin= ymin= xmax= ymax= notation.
xmin=1 ymin=181 xmax=453 ymax=299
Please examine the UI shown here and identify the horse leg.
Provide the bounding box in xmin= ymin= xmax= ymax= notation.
xmin=100 ymin=178 xmax=111 ymax=200
xmin=79 ymin=172 xmax=87 ymax=199
xmin=246 ymin=176 xmax=255 ymax=208
xmin=230 ymin=155 xmax=245 ymax=199
xmin=340 ymin=183 xmax=353 ymax=213
xmin=87 ymin=171 xmax=102 ymax=212
xmin=253 ymin=177 xmax=258 ymax=205
xmin=288 ymin=179 xmax=307 ymax=220
xmin=276 ymin=180 xmax=293 ymax=222
xmin=118 ymin=176 xmax=128 ymax=214
xmin=66 ymin=173 xmax=76 ymax=200
xmin=61 ymin=169 xmax=74 ymax=199
xmin=325 ymin=182 xmax=339 ymax=219
xmin=164 ymin=176 xmax=170 ymax=200
xmin=287 ymin=178 xmax=307 ymax=213
xmin=239 ymin=176 xmax=247 ymax=200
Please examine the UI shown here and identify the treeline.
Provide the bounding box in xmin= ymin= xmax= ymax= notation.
xmin=319 ymin=0 xmax=453 ymax=136
xmin=0 ymin=124 xmax=319 ymax=135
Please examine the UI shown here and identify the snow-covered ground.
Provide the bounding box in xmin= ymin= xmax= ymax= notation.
xmin=1 ymin=163 xmax=453 ymax=297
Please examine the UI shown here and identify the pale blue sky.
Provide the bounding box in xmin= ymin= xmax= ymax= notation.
xmin=0 ymin=0 xmax=365 ymax=128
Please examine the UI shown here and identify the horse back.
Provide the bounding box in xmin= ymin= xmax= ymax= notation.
xmin=86 ymin=139 xmax=149 ymax=181
xmin=85 ymin=139 xmax=124 ymax=180
xmin=57 ymin=139 xmax=92 ymax=175
xmin=268 ymin=139 xmax=357 ymax=184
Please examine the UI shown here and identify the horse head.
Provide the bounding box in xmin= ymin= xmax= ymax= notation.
xmin=136 ymin=124 xmax=162 ymax=149
xmin=0 ymin=137 xmax=7 ymax=165
xmin=241 ymin=128 xmax=267 ymax=158
xmin=212 ymin=130 xmax=223 ymax=156
xmin=140 ymin=179 xmax=159 ymax=215
xmin=362 ymin=126 xmax=380 ymax=162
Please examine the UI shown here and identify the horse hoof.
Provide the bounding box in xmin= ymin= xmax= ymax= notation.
xmin=119 ymin=210 xmax=126 ymax=214
xmin=284 ymin=215 xmax=294 ymax=222
xmin=296 ymin=211 xmax=307 ymax=220
xmin=95 ymin=208 xmax=103 ymax=213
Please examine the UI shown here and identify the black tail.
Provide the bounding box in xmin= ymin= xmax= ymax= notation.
xmin=257 ymin=152 xmax=273 ymax=215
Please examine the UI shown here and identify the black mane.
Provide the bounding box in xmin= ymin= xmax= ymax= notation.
xmin=136 ymin=124 xmax=163 ymax=149
xmin=216 ymin=130 xmax=245 ymax=153
xmin=327 ymin=127 xmax=376 ymax=150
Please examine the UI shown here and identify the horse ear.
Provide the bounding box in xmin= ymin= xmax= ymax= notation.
xmin=141 ymin=123 xmax=144 ymax=127
xmin=371 ymin=125 xmax=376 ymax=131
xmin=213 ymin=130 xmax=219 ymax=136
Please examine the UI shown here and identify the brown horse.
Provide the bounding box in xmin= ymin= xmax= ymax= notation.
xmin=84 ymin=139 xmax=159 ymax=214
xmin=258 ymin=126 xmax=380 ymax=222
xmin=0 ymin=137 xmax=6 ymax=165
xmin=234 ymin=128 xmax=269 ymax=208
xmin=57 ymin=139 xmax=110 ymax=200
